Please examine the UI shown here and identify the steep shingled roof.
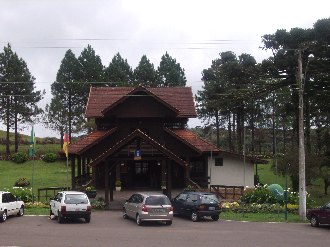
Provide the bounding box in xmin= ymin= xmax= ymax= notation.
xmin=85 ymin=86 xmax=197 ymax=118
xmin=165 ymin=128 xmax=220 ymax=154
xmin=69 ymin=128 xmax=117 ymax=155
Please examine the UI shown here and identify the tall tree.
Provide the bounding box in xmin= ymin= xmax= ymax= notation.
xmin=133 ymin=55 xmax=157 ymax=87
xmin=157 ymin=52 xmax=186 ymax=87
xmin=0 ymin=44 xmax=43 ymax=157
xmin=44 ymin=96 xmax=68 ymax=147
xmin=104 ymin=52 xmax=133 ymax=87
xmin=196 ymin=51 xmax=260 ymax=153
xmin=78 ymin=44 xmax=104 ymax=100
xmin=51 ymin=49 xmax=84 ymax=139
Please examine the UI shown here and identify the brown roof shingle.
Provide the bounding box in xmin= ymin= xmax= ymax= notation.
xmin=165 ymin=128 xmax=220 ymax=154
xmin=69 ymin=128 xmax=117 ymax=155
xmin=85 ymin=86 xmax=197 ymax=118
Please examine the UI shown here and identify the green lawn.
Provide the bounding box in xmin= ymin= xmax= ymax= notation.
xmin=257 ymin=163 xmax=329 ymax=206
xmin=0 ymin=160 xmax=71 ymax=195
xmin=221 ymin=210 xmax=302 ymax=223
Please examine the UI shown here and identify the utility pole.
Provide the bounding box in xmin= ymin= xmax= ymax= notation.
xmin=297 ymin=49 xmax=306 ymax=221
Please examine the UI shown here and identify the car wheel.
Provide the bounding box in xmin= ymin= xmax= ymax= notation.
xmin=85 ymin=215 xmax=91 ymax=223
xmin=57 ymin=211 xmax=63 ymax=224
xmin=191 ymin=212 xmax=199 ymax=222
xmin=165 ymin=220 xmax=172 ymax=226
xmin=310 ymin=216 xmax=319 ymax=227
xmin=0 ymin=211 xmax=7 ymax=222
xmin=17 ymin=206 xmax=24 ymax=217
xmin=211 ymin=215 xmax=219 ymax=221
xmin=136 ymin=214 xmax=143 ymax=226
xmin=123 ymin=208 xmax=128 ymax=219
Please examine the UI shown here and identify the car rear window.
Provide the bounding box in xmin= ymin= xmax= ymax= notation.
xmin=200 ymin=194 xmax=219 ymax=204
xmin=64 ymin=194 xmax=89 ymax=204
xmin=145 ymin=196 xmax=170 ymax=205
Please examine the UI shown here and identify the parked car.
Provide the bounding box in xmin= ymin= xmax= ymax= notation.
xmin=123 ymin=192 xmax=173 ymax=226
xmin=171 ymin=191 xmax=221 ymax=222
xmin=307 ymin=201 xmax=330 ymax=227
xmin=0 ymin=191 xmax=24 ymax=222
xmin=50 ymin=191 xmax=91 ymax=223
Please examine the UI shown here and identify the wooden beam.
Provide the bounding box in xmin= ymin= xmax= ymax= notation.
xmin=105 ymin=162 xmax=109 ymax=209
xmin=71 ymin=156 xmax=75 ymax=190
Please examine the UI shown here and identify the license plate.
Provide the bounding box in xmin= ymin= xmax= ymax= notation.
xmin=153 ymin=208 xmax=166 ymax=213
xmin=209 ymin=207 xmax=215 ymax=211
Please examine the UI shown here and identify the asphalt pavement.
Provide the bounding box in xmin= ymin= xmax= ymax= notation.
xmin=1 ymin=211 xmax=329 ymax=247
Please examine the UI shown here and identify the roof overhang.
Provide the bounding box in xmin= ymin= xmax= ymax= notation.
xmin=88 ymin=129 xmax=188 ymax=167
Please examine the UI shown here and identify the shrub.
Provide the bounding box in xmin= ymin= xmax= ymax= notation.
xmin=14 ymin=177 xmax=30 ymax=187
xmin=11 ymin=152 xmax=28 ymax=163
xmin=9 ymin=187 xmax=33 ymax=203
xmin=91 ymin=197 xmax=106 ymax=209
xmin=115 ymin=180 xmax=121 ymax=187
xmin=42 ymin=153 xmax=57 ymax=162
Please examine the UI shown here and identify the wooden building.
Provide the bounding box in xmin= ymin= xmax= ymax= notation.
xmin=68 ymin=86 xmax=265 ymax=204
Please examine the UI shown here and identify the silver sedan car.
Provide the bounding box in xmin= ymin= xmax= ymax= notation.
xmin=123 ymin=192 xmax=173 ymax=226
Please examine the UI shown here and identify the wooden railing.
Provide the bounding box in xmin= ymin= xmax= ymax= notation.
xmin=210 ymin=185 xmax=244 ymax=201
xmin=37 ymin=187 xmax=70 ymax=202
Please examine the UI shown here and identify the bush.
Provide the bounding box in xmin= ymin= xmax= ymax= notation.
xmin=240 ymin=184 xmax=315 ymax=207
xmin=42 ymin=153 xmax=57 ymax=162
xmin=14 ymin=177 xmax=30 ymax=187
xmin=91 ymin=197 xmax=106 ymax=209
xmin=11 ymin=152 xmax=28 ymax=163
xmin=9 ymin=187 xmax=33 ymax=203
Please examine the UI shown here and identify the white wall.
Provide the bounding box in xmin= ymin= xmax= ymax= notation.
xmin=208 ymin=154 xmax=254 ymax=188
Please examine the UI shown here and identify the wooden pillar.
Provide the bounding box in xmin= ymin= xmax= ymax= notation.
xmin=105 ymin=161 xmax=109 ymax=209
xmin=87 ymin=157 xmax=91 ymax=174
xmin=185 ymin=157 xmax=190 ymax=187
xmin=77 ymin=156 xmax=82 ymax=184
xmin=82 ymin=157 xmax=86 ymax=176
xmin=167 ymin=160 xmax=172 ymax=199
xmin=71 ymin=156 xmax=76 ymax=190
xmin=161 ymin=160 xmax=166 ymax=182
xmin=116 ymin=163 xmax=120 ymax=181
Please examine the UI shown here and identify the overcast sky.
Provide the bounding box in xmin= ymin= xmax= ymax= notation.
xmin=1 ymin=0 xmax=329 ymax=137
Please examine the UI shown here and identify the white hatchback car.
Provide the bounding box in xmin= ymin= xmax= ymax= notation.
xmin=0 ymin=191 xmax=25 ymax=222
xmin=50 ymin=191 xmax=91 ymax=223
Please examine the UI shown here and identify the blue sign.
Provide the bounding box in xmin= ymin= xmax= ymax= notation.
xmin=134 ymin=149 xmax=141 ymax=160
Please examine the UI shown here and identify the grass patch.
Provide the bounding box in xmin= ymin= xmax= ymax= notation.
xmin=257 ymin=163 xmax=329 ymax=206
xmin=25 ymin=206 xmax=49 ymax=216
xmin=0 ymin=160 xmax=71 ymax=197
xmin=221 ymin=210 xmax=303 ymax=223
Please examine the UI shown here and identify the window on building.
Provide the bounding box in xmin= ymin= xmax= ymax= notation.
xmin=215 ymin=157 xmax=223 ymax=166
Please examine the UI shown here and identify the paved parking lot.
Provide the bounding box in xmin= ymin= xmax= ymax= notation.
xmin=1 ymin=211 xmax=329 ymax=247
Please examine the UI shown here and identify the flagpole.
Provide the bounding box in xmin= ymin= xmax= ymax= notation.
xmin=30 ymin=126 xmax=36 ymax=203
xmin=32 ymin=153 xmax=35 ymax=203
xmin=66 ymin=153 xmax=69 ymax=190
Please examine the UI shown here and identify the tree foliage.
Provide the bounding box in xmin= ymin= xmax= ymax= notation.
xmin=133 ymin=55 xmax=157 ymax=87
xmin=157 ymin=52 xmax=186 ymax=87
xmin=104 ymin=52 xmax=132 ymax=86
xmin=0 ymin=44 xmax=43 ymax=157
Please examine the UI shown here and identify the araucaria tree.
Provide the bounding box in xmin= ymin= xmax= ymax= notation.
xmin=0 ymin=44 xmax=43 ymax=157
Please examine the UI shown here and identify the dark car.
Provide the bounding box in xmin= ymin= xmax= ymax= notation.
xmin=307 ymin=202 xmax=330 ymax=227
xmin=171 ymin=191 xmax=221 ymax=222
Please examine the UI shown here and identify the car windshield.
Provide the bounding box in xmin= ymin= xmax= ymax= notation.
xmin=200 ymin=194 xmax=219 ymax=204
xmin=145 ymin=196 xmax=170 ymax=206
xmin=64 ymin=194 xmax=89 ymax=204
